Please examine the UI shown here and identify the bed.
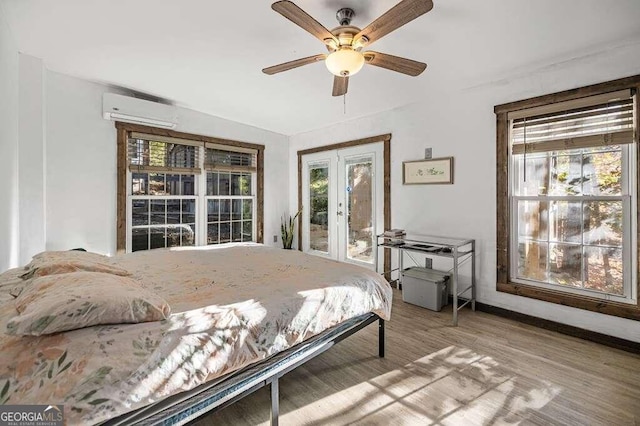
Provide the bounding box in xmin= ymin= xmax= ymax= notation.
xmin=0 ymin=244 xmax=392 ymax=425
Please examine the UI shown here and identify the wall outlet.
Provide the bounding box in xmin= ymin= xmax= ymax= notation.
xmin=425 ymin=148 xmax=433 ymax=159
xmin=425 ymin=258 xmax=433 ymax=269
xmin=273 ymin=235 xmax=278 ymax=243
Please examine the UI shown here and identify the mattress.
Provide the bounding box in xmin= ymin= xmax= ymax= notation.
xmin=0 ymin=244 xmax=392 ymax=425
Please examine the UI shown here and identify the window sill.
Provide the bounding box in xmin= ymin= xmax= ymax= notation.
xmin=497 ymin=281 xmax=640 ymax=321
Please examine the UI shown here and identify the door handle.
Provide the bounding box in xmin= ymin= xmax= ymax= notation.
xmin=337 ymin=211 xmax=344 ymax=216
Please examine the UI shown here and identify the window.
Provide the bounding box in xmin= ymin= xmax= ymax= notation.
xmin=117 ymin=125 xmax=264 ymax=252
xmin=495 ymin=77 xmax=640 ymax=320
xmin=204 ymin=147 xmax=256 ymax=244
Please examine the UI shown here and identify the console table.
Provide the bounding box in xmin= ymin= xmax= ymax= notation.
xmin=374 ymin=233 xmax=476 ymax=326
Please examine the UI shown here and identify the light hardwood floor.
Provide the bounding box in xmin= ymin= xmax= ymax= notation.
xmin=193 ymin=289 xmax=640 ymax=425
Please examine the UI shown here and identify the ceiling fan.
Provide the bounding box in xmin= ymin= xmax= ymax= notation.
xmin=263 ymin=0 xmax=434 ymax=97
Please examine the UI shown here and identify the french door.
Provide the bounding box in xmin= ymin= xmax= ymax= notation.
xmin=301 ymin=143 xmax=384 ymax=268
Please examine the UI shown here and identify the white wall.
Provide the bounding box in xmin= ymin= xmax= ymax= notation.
xmin=0 ymin=7 xmax=19 ymax=270
xmin=43 ymin=70 xmax=289 ymax=256
xmin=289 ymin=42 xmax=640 ymax=343
xmin=18 ymin=54 xmax=45 ymax=265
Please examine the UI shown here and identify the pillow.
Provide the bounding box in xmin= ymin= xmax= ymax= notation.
xmin=24 ymin=250 xmax=110 ymax=270
xmin=20 ymin=260 xmax=131 ymax=280
xmin=7 ymin=272 xmax=171 ymax=336
xmin=0 ymin=268 xmax=27 ymax=297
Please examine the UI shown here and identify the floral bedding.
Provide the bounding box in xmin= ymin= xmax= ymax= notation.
xmin=0 ymin=244 xmax=392 ymax=425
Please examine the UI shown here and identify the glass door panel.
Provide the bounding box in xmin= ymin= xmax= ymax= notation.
xmin=346 ymin=158 xmax=374 ymax=263
xmin=309 ymin=165 xmax=329 ymax=253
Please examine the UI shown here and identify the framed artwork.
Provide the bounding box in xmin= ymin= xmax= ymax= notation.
xmin=403 ymin=157 xmax=454 ymax=185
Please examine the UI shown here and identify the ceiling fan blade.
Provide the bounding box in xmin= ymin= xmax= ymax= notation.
xmin=332 ymin=76 xmax=349 ymax=97
xmin=272 ymin=1 xmax=338 ymax=46
xmin=355 ymin=0 xmax=433 ymax=46
xmin=263 ymin=54 xmax=327 ymax=75
xmin=364 ymin=51 xmax=427 ymax=76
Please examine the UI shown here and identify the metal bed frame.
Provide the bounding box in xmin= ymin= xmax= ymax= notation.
xmin=104 ymin=313 xmax=385 ymax=426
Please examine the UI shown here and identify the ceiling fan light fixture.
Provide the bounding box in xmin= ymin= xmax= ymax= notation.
xmin=325 ymin=48 xmax=365 ymax=77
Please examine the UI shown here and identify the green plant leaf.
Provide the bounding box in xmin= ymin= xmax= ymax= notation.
xmin=88 ymin=398 xmax=109 ymax=406
xmin=31 ymin=315 xmax=56 ymax=333
xmin=58 ymin=350 xmax=67 ymax=367
xmin=58 ymin=361 xmax=73 ymax=375
xmin=80 ymin=390 xmax=98 ymax=401
xmin=0 ymin=380 xmax=9 ymax=399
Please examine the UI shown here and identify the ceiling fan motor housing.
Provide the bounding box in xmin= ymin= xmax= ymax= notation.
xmin=336 ymin=8 xmax=355 ymax=26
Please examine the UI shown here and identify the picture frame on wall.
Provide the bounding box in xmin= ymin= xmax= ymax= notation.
xmin=403 ymin=157 xmax=454 ymax=185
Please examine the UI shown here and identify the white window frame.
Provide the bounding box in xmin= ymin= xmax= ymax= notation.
xmin=203 ymin=172 xmax=257 ymax=245
xmin=508 ymin=132 xmax=637 ymax=304
xmin=125 ymin=145 xmax=257 ymax=252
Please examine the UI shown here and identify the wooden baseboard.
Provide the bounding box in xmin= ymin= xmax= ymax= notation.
xmin=472 ymin=301 xmax=640 ymax=354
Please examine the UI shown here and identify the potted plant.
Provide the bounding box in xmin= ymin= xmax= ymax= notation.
xmin=281 ymin=209 xmax=302 ymax=249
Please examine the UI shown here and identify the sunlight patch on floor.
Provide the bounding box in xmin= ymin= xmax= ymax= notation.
xmin=267 ymin=346 xmax=561 ymax=425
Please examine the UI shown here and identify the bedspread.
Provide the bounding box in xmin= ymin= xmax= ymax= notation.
xmin=0 ymin=245 xmax=392 ymax=425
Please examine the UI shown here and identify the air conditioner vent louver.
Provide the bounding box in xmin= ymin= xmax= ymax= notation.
xmin=102 ymin=93 xmax=178 ymax=129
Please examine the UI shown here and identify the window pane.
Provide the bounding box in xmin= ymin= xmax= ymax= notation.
xmin=347 ymin=161 xmax=373 ymax=263
xmin=517 ymin=241 xmax=548 ymax=282
xmin=584 ymin=246 xmax=623 ymax=295
xmin=166 ymin=174 xmax=181 ymax=195
xmin=517 ymin=201 xmax=548 ymax=241
xmin=166 ymin=200 xmax=180 ymax=224
xmin=242 ymin=220 xmax=253 ymax=241
xmin=181 ymin=175 xmax=196 ymax=196
xmin=220 ymin=199 xmax=231 ymax=221
xmin=207 ymin=223 xmax=219 ymax=244
xmin=166 ymin=144 xmax=197 ymax=168
xmin=514 ymin=155 xmax=548 ymax=196
xmin=232 ymin=199 xmax=242 ymax=220
xmin=149 ymin=173 xmax=166 ymax=195
xmin=182 ymin=224 xmax=196 ymax=246
xmin=582 ymin=150 xmax=622 ymax=196
xmin=218 ymin=173 xmax=231 ymax=196
xmin=206 ymin=149 xmax=253 ymax=167
xmin=549 ymin=155 xmax=581 ymax=196
xmin=132 ymin=173 xmax=148 ymax=195
xmin=220 ymin=222 xmax=231 ymax=243
xmin=148 ymin=141 xmax=165 ymax=167
xmin=207 ymin=173 xmax=219 ymax=196
xmin=132 ymin=200 xmax=149 ymax=226
xmin=309 ymin=166 xmax=329 ymax=253
xmin=208 ymin=200 xmax=220 ymax=222
xmin=587 ymin=144 xmax=621 ymax=153
xmin=549 ymin=201 xmax=581 ymax=243
xmin=243 ymin=199 xmax=253 ymax=220
xmin=231 ymin=173 xmax=242 ymax=196
xmin=182 ymin=199 xmax=196 ymax=224
xmin=150 ymin=200 xmax=166 ymax=225
xmin=549 ymin=243 xmax=581 ymax=288
xmin=232 ymin=222 xmax=242 ymax=242
xmin=150 ymin=226 xmax=166 ymax=249
xmin=240 ymin=174 xmax=252 ymax=196
xmin=166 ymin=225 xmax=181 ymax=248
xmin=131 ymin=228 xmax=149 ymax=252
xmin=584 ymin=201 xmax=623 ymax=246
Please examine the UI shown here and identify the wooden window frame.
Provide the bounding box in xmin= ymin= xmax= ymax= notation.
xmin=116 ymin=122 xmax=264 ymax=252
xmin=495 ymin=75 xmax=640 ymax=320
xmin=297 ymin=134 xmax=392 ymax=281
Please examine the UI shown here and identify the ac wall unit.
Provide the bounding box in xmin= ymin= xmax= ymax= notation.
xmin=102 ymin=93 xmax=178 ymax=129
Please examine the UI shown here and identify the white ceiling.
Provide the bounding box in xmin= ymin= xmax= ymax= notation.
xmin=2 ymin=0 xmax=640 ymax=135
